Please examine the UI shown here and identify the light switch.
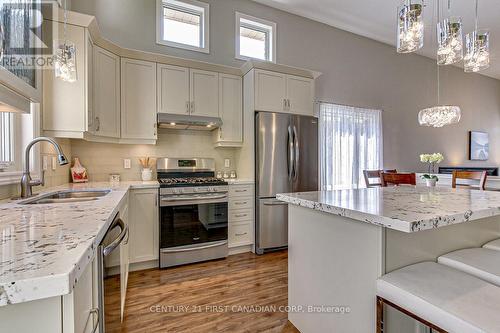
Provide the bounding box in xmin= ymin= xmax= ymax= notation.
xmin=51 ymin=156 xmax=57 ymax=170
xmin=224 ymin=159 xmax=231 ymax=168
xmin=124 ymin=159 xmax=131 ymax=169
xmin=42 ymin=156 xmax=48 ymax=171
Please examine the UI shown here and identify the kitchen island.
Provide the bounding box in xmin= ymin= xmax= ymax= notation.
xmin=277 ymin=186 xmax=500 ymax=333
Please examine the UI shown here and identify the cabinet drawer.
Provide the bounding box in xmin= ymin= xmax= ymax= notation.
xmin=229 ymin=223 xmax=252 ymax=247
xmin=229 ymin=197 xmax=253 ymax=210
xmin=229 ymin=185 xmax=254 ymax=197
xmin=229 ymin=209 xmax=253 ymax=223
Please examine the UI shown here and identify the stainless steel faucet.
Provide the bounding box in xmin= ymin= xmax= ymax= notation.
xmin=20 ymin=137 xmax=69 ymax=198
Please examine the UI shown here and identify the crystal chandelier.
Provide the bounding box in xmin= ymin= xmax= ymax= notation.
xmin=54 ymin=0 xmax=77 ymax=82
xmin=397 ymin=0 xmax=424 ymax=53
xmin=418 ymin=2 xmax=461 ymax=128
xmin=464 ymin=0 xmax=490 ymax=73
xmin=437 ymin=0 xmax=463 ymax=65
xmin=418 ymin=105 xmax=461 ymax=127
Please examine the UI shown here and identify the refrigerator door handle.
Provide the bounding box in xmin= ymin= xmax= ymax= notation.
xmin=293 ymin=125 xmax=299 ymax=180
xmin=287 ymin=125 xmax=295 ymax=181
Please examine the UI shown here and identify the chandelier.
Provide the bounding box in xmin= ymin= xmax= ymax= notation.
xmin=418 ymin=105 xmax=461 ymax=127
xmin=54 ymin=0 xmax=77 ymax=82
xmin=397 ymin=1 xmax=424 ymax=53
xmin=464 ymin=0 xmax=490 ymax=72
xmin=437 ymin=16 xmax=463 ymax=65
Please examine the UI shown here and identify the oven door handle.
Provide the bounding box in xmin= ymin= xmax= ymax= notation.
xmin=160 ymin=241 xmax=228 ymax=253
xmin=161 ymin=194 xmax=228 ymax=202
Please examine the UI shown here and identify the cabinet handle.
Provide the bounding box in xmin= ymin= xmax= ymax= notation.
xmin=90 ymin=308 xmax=99 ymax=333
xmin=191 ymin=101 xmax=195 ymax=113
xmin=287 ymin=99 xmax=291 ymax=109
xmin=95 ymin=117 xmax=100 ymax=132
xmin=186 ymin=101 xmax=190 ymax=114
xmin=283 ymin=99 xmax=287 ymax=110
xmin=234 ymin=189 xmax=247 ymax=193
xmin=235 ymin=201 xmax=247 ymax=205
xmin=235 ymin=214 xmax=248 ymax=218
xmin=235 ymin=232 xmax=248 ymax=236
xmin=154 ymin=123 xmax=157 ymax=136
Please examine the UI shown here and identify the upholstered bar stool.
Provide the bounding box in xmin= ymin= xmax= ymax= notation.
xmin=438 ymin=248 xmax=500 ymax=286
xmin=484 ymin=238 xmax=500 ymax=251
xmin=376 ymin=262 xmax=500 ymax=333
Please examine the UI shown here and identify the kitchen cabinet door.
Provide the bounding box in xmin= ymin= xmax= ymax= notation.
xmin=157 ymin=64 xmax=190 ymax=115
xmin=121 ymin=58 xmax=157 ymax=140
xmin=286 ymin=75 xmax=315 ymax=116
xmin=43 ymin=22 xmax=87 ymax=135
xmin=93 ymin=45 xmax=121 ymax=138
xmin=190 ymin=69 xmax=219 ymax=117
xmin=215 ymin=74 xmax=243 ymax=146
xmin=254 ymin=69 xmax=287 ymax=113
xmin=129 ymin=189 xmax=159 ymax=263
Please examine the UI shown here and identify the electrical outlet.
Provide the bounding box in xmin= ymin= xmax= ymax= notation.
xmin=124 ymin=159 xmax=131 ymax=169
xmin=42 ymin=156 xmax=48 ymax=171
xmin=51 ymin=156 xmax=57 ymax=170
xmin=224 ymin=159 xmax=231 ymax=168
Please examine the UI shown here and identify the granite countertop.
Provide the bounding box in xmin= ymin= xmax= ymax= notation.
xmin=277 ymin=186 xmax=500 ymax=233
xmin=0 ymin=181 xmax=158 ymax=306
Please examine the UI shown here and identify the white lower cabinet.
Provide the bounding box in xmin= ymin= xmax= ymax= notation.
xmin=129 ymin=188 xmax=159 ymax=264
xmin=228 ymin=184 xmax=254 ymax=249
xmin=0 ymin=257 xmax=99 ymax=333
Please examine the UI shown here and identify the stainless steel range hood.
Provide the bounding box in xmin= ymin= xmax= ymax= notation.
xmin=157 ymin=113 xmax=222 ymax=131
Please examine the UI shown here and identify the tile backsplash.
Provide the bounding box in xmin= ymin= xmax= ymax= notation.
xmin=71 ymin=129 xmax=238 ymax=182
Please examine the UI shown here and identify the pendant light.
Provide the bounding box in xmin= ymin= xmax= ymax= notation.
xmin=397 ymin=0 xmax=424 ymax=53
xmin=464 ymin=0 xmax=490 ymax=73
xmin=419 ymin=0 xmax=461 ymax=128
xmin=437 ymin=0 xmax=463 ymax=65
xmin=54 ymin=0 xmax=77 ymax=82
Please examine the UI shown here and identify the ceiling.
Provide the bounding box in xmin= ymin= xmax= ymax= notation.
xmin=253 ymin=0 xmax=500 ymax=80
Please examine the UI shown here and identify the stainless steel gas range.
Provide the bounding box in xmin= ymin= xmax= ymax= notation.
xmin=157 ymin=158 xmax=229 ymax=268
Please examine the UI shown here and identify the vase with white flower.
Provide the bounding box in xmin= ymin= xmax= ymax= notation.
xmin=420 ymin=153 xmax=444 ymax=187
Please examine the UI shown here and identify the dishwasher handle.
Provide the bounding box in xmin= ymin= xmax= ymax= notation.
xmin=103 ymin=218 xmax=127 ymax=256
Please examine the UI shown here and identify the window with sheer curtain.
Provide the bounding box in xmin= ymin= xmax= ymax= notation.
xmin=319 ymin=103 xmax=383 ymax=190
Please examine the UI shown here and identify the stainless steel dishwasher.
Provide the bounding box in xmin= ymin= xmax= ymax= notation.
xmin=97 ymin=212 xmax=129 ymax=333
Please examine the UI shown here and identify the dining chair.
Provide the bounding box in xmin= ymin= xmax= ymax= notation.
xmin=363 ymin=169 xmax=397 ymax=188
xmin=452 ymin=170 xmax=487 ymax=190
xmin=380 ymin=172 xmax=416 ymax=187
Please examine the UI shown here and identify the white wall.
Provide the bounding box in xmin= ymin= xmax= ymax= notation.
xmin=71 ymin=0 xmax=500 ymax=173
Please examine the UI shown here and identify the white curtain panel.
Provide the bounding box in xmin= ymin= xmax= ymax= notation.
xmin=319 ymin=103 xmax=383 ymax=190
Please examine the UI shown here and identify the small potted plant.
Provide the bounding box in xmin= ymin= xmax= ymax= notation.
xmin=421 ymin=173 xmax=439 ymax=187
xmin=420 ymin=153 xmax=444 ymax=187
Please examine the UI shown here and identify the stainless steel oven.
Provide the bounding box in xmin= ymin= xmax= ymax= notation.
xmin=157 ymin=158 xmax=229 ymax=268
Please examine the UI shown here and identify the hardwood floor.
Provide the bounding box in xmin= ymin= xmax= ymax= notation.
xmin=105 ymin=250 xmax=300 ymax=333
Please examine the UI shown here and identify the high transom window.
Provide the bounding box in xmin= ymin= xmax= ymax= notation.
xmin=156 ymin=0 xmax=209 ymax=53
xmin=236 ymin=12 xmax=276 ymax=62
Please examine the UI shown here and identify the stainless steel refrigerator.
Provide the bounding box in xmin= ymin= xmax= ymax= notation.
xmin=255 ymin=111 xmax=318 ymax=254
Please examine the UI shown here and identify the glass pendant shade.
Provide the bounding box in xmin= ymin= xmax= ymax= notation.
xmin=464 ymin=30 xmax=490 ymax=72
xmin=418 ymin=105 xmax=461 ymax=127
xmin=397 ymin=1 xmax=424 ymax=53
xmin=437 ymin=17 xmax=464 ymax=65
xmin=54 ymin=40 xmax=77 ymax=83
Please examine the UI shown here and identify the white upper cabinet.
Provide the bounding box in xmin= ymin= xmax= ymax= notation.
xmin=157 ymin=64 xmax=190 ymax=115
xmin=254 ymin=69 xmax=287 ymax=113
xmin=286 ymin=75 xmax=315 ymax=116
xmin=254 ymin=69 xmax=315 ymax=116
xmin=190 ymin=69 xmax=219 ymax=117
xmin=43 ymin=23 xmax=88 ymax=136
xmin=93 ymin=45 xmax=121 ymax=138
xmin=121 ymin=58 xmax=157 ymax=140
xmin=214 ymin=74 xmax=243 ymax=146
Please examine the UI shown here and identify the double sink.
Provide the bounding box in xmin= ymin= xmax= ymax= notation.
xmin=20 ymin=189 xmax=111 ymax=205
